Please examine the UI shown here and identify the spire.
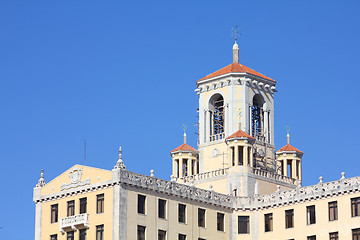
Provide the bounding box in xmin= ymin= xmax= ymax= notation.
xmin=233 ymin=42 xmax=239 ymax=63
xmin=183 ymin=132 xmax=187 ymax=144
xmin=36 ymin=169 xmax=46 ymax=187
xmin=114 ymin=146 xmax=126 ymax=170
xmin=287 ymin=133 xmax=290 ymax=145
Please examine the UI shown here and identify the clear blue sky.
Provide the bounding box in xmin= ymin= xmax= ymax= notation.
xmin=1 ymin=0 xmax=360 ymax=238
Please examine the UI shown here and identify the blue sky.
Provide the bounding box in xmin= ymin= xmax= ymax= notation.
xmin=1 ymin=0 xmax=360 ymax=238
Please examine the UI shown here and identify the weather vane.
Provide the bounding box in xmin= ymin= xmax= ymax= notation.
xmin=286 ymin=124 xmax=290 ymax=134
xmin=182 ymin=123 xmax=187 ymax=134
xmin=231 ymin=25 xmax=241 ymax=42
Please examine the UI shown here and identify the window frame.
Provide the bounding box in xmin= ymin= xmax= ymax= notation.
xmin=96 ymin=225 xmax=104 ymax=240
xmin=285 ymin=209 xmax=294 ymax=229
xmin=329 ymin=232 xmax=338 ymax=240
xmin=198 ymin=208 xmax=206 ymax=228
xmin=50 ymin=234 xmax=58 ymax=240
xmin=51 ymin=204 xmax=58 ymax=223
xmin=158 ymin=199 xmax=166 ymax=219
xmin=79 ymin=229 xmax=86 ymax=240
xmin=137 ymin=225 xmax=146 ymax=240
xmin=217 ymin=212 xmax=225 ymax=232
xmin=351 ymin=197 xmax=360 ymax=217
xmin=67 ymin=231 xmax=74 ymax=240
xmin=80 ymin=197 xmax=87 ymax=214
xmin=264 ymin=213 xmax=273 ymax=232
xmin=96 ymin=194 xmax=104 ymax=214
xmin=328 ymin=201 xmax=338 ymax=221
xmin=238 ymin=215 xmax=250 ymax=234
xmin=178 ymin=204 xmax=186 ymax=223
xmin=306 ymin=205 xmax=316 ymax=225
xmin=67 ymin=200 xmax=75 ymax=217
xmin=158 ymin=229 xmax=166 ymax=240
xmin=137 ymin=194 xmax=146 ymax=215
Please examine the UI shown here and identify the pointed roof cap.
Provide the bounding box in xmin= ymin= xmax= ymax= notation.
xmin=197 ymin=63 xmax=275 ymax=83
xmin=171 ymin=143 xmax=197 ymax=153
xmin=278 ymin=144 xmax=303 ymax=153
xmin=225 ymin=130 xmax=255 ymax=140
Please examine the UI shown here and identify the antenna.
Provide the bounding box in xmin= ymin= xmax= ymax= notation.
xmin=84 ymin=140 xmax=86 ymax=165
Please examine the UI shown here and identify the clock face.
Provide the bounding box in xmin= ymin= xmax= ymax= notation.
xmin=258 ymin=149 xmax=265 ymax=157
xmin=213 ymin=148 xmax=219 ymax=158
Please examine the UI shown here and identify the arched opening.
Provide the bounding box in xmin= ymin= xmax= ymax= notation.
xmin=251 ymin=94 xmax=265 ymax=137
xmin=209 ymin=94 xmax=225 ymax=140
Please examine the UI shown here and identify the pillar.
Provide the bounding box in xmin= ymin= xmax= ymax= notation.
xmin=249 ymin=105 xmax=252 ymax=135
xmin=194 ymin=159 xmax=198 ymax=175
xmin=172 ymin=159 xmax=177 ymax=177
xmin=205 ymin=110 xmax=210 ymax=142
xmin=298 ymin=160 xmax=302 ymax=180
xmin=283 ymin=159 xmax=288 ymax=177
xmin=234 ymin=146 xmax=239 ymax=166
xmin=188 ymin=159 xmax=193 ymax=176
xmin=34 ymin=202 xmax=42 ymax=240
xmin=292 ymin=159 xmax=297 ymax=179
xmin=243 ymin=146 xmax=248 ymax=166
xmin=264 ymin=110 xmax=268 ymax=142
xmin=249 ymin=147 xmax=253 ymax=168
xmin=179 ymin=158 xmax=183 ymax=178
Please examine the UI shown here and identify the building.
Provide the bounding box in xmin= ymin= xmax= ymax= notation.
xmin=33 ymin=42 xmax=360 ymax=240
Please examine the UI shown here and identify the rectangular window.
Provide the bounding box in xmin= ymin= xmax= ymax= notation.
xmin=328 ymin=201 xmax=338 ymax=221
xmin=50 ymin=234 xmax=57 ymax=240
xmin=217 ymin=212 xmax=225 ymax=231
xmin=51 ymin=204 xmax=58 ymax=223
xmin=239 ymin=146 xmax=243 ymax=165
xmin=96 ymin=225 xmax=104 ymax=240
xmin=329 ymin=232 xmax=338 ymax=240
xmin=137 ymin=226 xmax=145 ymax=240
xmin=238 ymin=216 xmax=249 ymax=234
xmin=353 ymin=228 xmax=360 ymax=240
xmin=80 ymin=197 xmax=87 ymax=214
xmin=158 ymin=230 xmax=166 ymax=240
xmin=198 ymin=208 xmax=205 ymax=227
xmin=96 ymin=194 xmax=104 ymax=214
xmin=307 ymin=205 xmax=316 ymax=225
xmin=67 ymin=200 xmax=75 ymax=217
xmin=285 ymin=209 xmax=294 ymax=228
xmin=79 ymin=229 xmax=86 ymax=240
xmin=67 ymin=231 xmax=74 ymax=240
xmin=158 ymin=199 xmax=166 ymax=219
xmin=307 ymin=236 xmax=316 ymax=240
xmin=178 ymin=234 xmax=186 ymax=240
xmin=351 ymin=197 xmax=360 ymax=217
xmin=231 ymin=147 xmax=235 ymax=166
xmin=138 ymin=194 xmax=146 ymax=214
xmin=264 ymin=213 xmax=273 ymax=232
xmin=178 ymin=204 xmax=186 ymax=223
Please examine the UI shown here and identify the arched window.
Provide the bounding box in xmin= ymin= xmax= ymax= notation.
xmin=251 ymin=94 xmax=264 ymax=137
xmin=209 ymin=94 xmax=225 ymax=138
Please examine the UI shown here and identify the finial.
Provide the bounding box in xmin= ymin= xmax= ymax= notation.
xmin=231 ymin=25 xmax=241 ymax=43
xmin=231 ymin=25 xmax=240 ymax=63
xmin=150 ymin=170 xmax=155 ymax=177
xmin=276 ymin=185 xmax=281 ymax=192
xmin=36 ymin=169 xmax=46 ymax=187
xmin=170 ymin=175 xmax=176 ymax=182
xmin=319 ymin=176 xmax=323 ymax=183
xmin=286 ymin=124 xmax=290 ymax=144
xmin=341 ymin=172 xmax=345 ymax=179
xmin=182 ymin=123 xmax=187 ymax=144
xmin=114 ymin=146 xmax=126 ymax=170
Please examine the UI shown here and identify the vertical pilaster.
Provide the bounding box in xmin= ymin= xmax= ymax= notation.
xmin=264 ymin=110 xmax=269 ymax=142
xmin=179 ymin=158 xmax=183 ymax=178
xmin=292 ymin=159 xmax=297 ymax=179
xmin=113 ymin=184 xmax=120 ymax=240
xmin=188 ymin=159 xmax=193 ymax=176
xmin=205 ymin=110 xmax=210 ymax=142
xmin=34 ymin=202 xmax=42 ymax=240
xmin=172 ymin=159 xmax=177 ymax=177
xmin=243 ymin=146 xmax=248 ymax=166
xmin=249 ymin=147 xmax=253 ymax=168
xmin=284 ymin=159 xmax=288 ymax=177
xmin=234 ymin=146 xmax=239 ymax=166
xmin=298 ymin=160 xmax=302 ymax=181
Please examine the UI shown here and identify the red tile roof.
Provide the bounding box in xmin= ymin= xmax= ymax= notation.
xmin=171 ymin=143 xmax=197 ymax=153
xmin=225 ymin=130 xmax=255 ymax=140
xmin=278 ymin=144 xmax=303 ymax=153
xmin=198 ymin=63 xmax=275 ymax=82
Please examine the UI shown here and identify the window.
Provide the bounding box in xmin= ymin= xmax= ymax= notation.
xmin=96 ymin=225 xmax=104 ymax=240
xmin=67 ymin=231 xmax=74 ymax=240
xmin=137 ymin=226 xmax=145 ymax=240
xmin=67 ymin=200 xmax=75 ymax=217
xmin=307 ymin=205 xmax=316 ymax=225
xmin=51 ymin=204 xmax=58 ymax=223
xmin=80 ymin=197 xmax=87 ymax=214
xmin=198 ymin=208 xmax=205 ymax=227
xmin=351 ymin=197 xmax=360 ymax=217
xmin=178 ymin=234 xmax=186 ymax=240
xmin=238 ymin=146 xmax=243 ymax=165
xmin=217 ymin=212 xmax=224 ymax=231
xmin=238 ymin=216 xmax=249 ymax=234
xmin=50 ymin=234 xmax=57 ymax=240
xmin=353 ymin=228 xmax=360 ymax=240
xmin=209 ymin=94 xmax=224 ymax=137
xmin=329 ymin=232 xmax=338 ymax=240
xmin=178 ymin=204 xmax=186 ymax=223
xmin=96 ymin=194 xmax=104 ymax=214
xmin=285 ymin=209 xmax=294 ymax=228
xmin=264 ymin=213 xmax=273 ymax=232
xmin=158 ymin=230 xmax=166 ymax=240
xmin=158 ymin=199 xmax=166 ymax=219
xmin=251 ymin=94 xmax=264 ymax=137
xmin=138 ymin=195 xmax=146 ymax=214
xmin=307 ymin=236 xmax=316 ymax=240
xmin=79 ymin=229 xmax=86 ymax=240
xmin=328 ymin=201 xmax=338 ymax=221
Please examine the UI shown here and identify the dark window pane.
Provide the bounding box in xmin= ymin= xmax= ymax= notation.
xmin=80 ymin=198 xmax=87 ymax=214
xmin=307 ymin=235 xmax=316 ymax=240
xmin=96 ymin=225 xmax=104 ymax=240
xmin=178 ymin=234 xmax=186 ymax=240
xmin=238 ymin=216 xmax=249 ymax=234
xmin=285 ymin=209 xmax=294 ymax=228
xmin=51 ymin=204 xmax=58 ymax=223
xmin=79 ymin=229 xmax=86 ymax=240
xmin=158 ymin=230 xmax=166 ymax=240
xmin=158 ymin=199 xmax=166 ymax=219
xmin=137 ymin=225 xmax=145 ymax=240
xmin=97 ymin=194 xmax=104 ymax=214
xmin=67 ymin=231 xmax=74 ymax=240
xmin=50 ymin=234 xmax=57 ymax=240
xmin=353 ymin=228 xmax=360 ymax=240
xmin=67 ymin=201 xmax=75 ymax=217
xmin=198 ymin=208 xmax=205 ymax=227
xmin=351 ymin=197 xmax=360 ymax=217
xmin=307 ymin=205 xmax=316 ymax=225
xmin=329 ymin=232 xmax=338 ymax=240
xmin=217 ymin=212 xmax=224 ymax=231
xmin=264 ymin=213 xmax=273 ymax=232
xmin=179 ymin=204 xmax=186 ymax=223
xmin=328 ymin=201 xmax=338 ymax=221
xmin=138 ymin=195 xmax=146 ymax=214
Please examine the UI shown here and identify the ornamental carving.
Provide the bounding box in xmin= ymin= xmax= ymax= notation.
xmin=61 ymin=167 xmax=90 ymax=191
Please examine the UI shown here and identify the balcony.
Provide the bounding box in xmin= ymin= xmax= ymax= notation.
xmin=59 ymin=213 xmax=89 ymax=233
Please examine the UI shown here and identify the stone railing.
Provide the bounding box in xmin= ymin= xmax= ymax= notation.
xmin=249 ymin=167 xmax=297 ymax=185
xmin=210 ymin=133 xmax=225 ymax=141
xmin=117 ymin=169 xmax=235 ymax=208
xmin=247 ymin=176 xmax=360 ymax=209
xmin=59 ymin=213 xmax=89 ymax=232
xmin=181 ymin=167 xmax=230 ymax=183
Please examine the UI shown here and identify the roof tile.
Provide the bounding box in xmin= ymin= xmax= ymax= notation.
xmin=225 ymin=130 xmax=255 ymax=140
xmin=171 ymin=143 xmax=197 ymax=153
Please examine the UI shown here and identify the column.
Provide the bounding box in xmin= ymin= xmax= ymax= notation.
xmin=188 ymin=159 xmax=193 ymax=176
xmin=249 ymin=147 xmax=253 ymax=168
xmin=34 ymin=202 xmax=42 ymax=240
xmin=205 ymin=110 xmax=210 ymax=142
xmin=179 ymin=158 xmax=183 ymax=178
xmin=228 ymin=147 xmax=233 ymax=166
xmin=234 ymin=146 xmax=239 ymax=166
xmin=249 ymin=106 xmax=252 ymax=135
xmin=298 ymin=160 xmax=302 ymax=181
xmin=292 ymin=159 xmax=297 ymax=179
xmin=194 ymin=159 xmax=198 ymax=174
xmin=172 ymin=159 xmax=177 ymax=177
xmin=283 ymin=159 xmax=288 ymax=177
xmin=264 ymin=110 xmax=268 ymax=142
xmin=243 ymin=146 xmax=248 ymax=166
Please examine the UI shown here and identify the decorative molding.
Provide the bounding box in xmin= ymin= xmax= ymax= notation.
xmin=61 ymin=167 xmax=90 ymax=191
